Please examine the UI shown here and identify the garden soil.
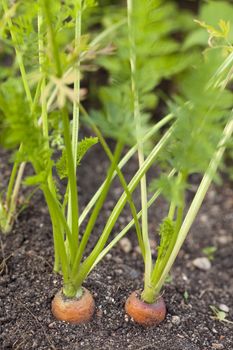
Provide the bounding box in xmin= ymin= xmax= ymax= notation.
xmin=0 ymin=145 xmax=233 ymax=350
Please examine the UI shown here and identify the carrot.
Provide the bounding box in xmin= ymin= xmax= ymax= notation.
xmin=52 ymin=287 xmax=95 ymax=324
xmin=125 ymin=291 xmax=166 ymax=327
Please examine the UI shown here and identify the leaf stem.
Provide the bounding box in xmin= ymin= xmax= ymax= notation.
xmin=127 ymin=0 xmax=152 ymax=302
xmin=43 ymin=186 xmax=69 ymax=284
xmin=4 ymin=162 xmax=26 ymax=233
xmin=2 ymin=0 xmax=32 ymax=104
xmin=67 ymin=1 xmax=82 ymax=234
xmin=79 ymin=104 xmax=145 ymax=259
xmin=70 ymin=141 xmax=123 ymax=279
xmin=38 ymin=4 xmax=59 ymax=269
xmin=151 ymin=172 xmax=186 ymax=290
xmin=90 ymin=169 xmax=176 ymax=271
xmin=72 ymin=127 xmax=173 ymax=288
xmin=62 ymin=109 xmax=79 ymax=257
xmin=42 ymin=0 xmax=79 ymax=260
xmin=1 ymin=0 xmax=34 ymax=233
xmin=79 ymin=113 xmax=174 ymax=225
xmin=42 ymin=0 xmax=62 ymax=77
xmin=153 ymin=113 xmax=233 ymax=296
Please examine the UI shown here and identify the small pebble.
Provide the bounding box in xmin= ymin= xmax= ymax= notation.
xmin=200 ymin=214 xmax=208 ymax=224
xmin=106 ymin=253 xmax=112 ymax=261
xmin=210 ymin=205 xmax=219 ymax=215
xmin=48 ymin=322 xmax=56 ymax=328
xmin=223 ymin=198 xmax=233 ymax=210
xmin=182 ymin=273 xmax=188 ymax=281
xmin=211 ymin=343 xmax=224 ymax=349
xmin=171 ymin=315 xmax=181 ymax=325
xmin=134 ymin=245 xmax=141 ymax=255
xmin=119 ymin=238 xmax=132 ymax=253
xmin=127 ymin=268 xmax=140 ymax=279
xmin=208 ymin=190 xmax=216 ymax=201
xmin=219 ymin=304 xmax=229 ymax=313
xmin=113 ymin=256 xmax=123 ymax=264
xmin=217 ymin=236 xmax=231 ymax=245
xmin=192 ymin=257 xmax=211 ymax=271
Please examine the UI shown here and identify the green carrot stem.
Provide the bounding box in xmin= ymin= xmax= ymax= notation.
xmin=42 ymin=0 xmax=62 ymax=77
xmin=153 ymin=114 xmax=233 ymax=296
xmin=79 ymin=104 xmax=145 ymax=259
xmin=96 ymin=132 xmax=145 ymax=260
xmin=67 ymin=1 xmax=82 ymax=236
xmin=72 ymin=127 xmax=173 ymax=289
xmin=70 ymin=141 xmax=123 ymax=277
xmin=4 ymin=162 xmax=26 ymax=233
xmin=2 ymin=0 xmax=32 ymax=103
xmin=127 ymin=0 xmax=152 ymax=302
xmin=43 ymin=187 xmax=69 ymax=283
xmin=90 ymin=169 xmax=176 ymax=271
xmin=43 ymin=0 xmax=79 ymax=246
xmin=61 ymin=109 xmax=79 ymax=256
xmin=151 ymin=172 xmax=187 ymax=291
xmin=6 ymin=160 xmax=19 ymax=209
xmin=42 ymin=185 xmax=75 ymax=261
xmin=79 ymin=114 xmax=174 ymax=225
xmin=168 ymin=201 xmax=176 ymax=220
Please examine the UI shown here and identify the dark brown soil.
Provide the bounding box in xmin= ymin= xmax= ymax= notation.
xmin=0 ymin=145 xmax=233 ymax=350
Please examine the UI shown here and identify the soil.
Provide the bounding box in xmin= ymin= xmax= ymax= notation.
xmin=0 ymin=145 xmax=233 ymax=350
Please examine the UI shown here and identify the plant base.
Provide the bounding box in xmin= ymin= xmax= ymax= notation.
xmin=52 ymin=287 xmax=95 ymax=324
xmin=125 ymin=290 xmax=166 ymax=327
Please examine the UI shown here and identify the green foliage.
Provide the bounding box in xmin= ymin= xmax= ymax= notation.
xmin=1 ymin=1 xmax=39 ymax=69
xmin=0 ymin=0 xmax=98 ymax=80
xmin=83 ymin=0 xmax=98 ymax=10
xmin=165 ymin=53 xmax=232 ymax=171
xmin=202 ymin=246 xmax=217 ymax=261
xmin=150 ymin=50 xmax=232 ymax=204
xmin=23 ymin=171 xmax=48 ymax=186
xmin=157 ymin=217 xmax=175 ymax=263
xmin=150 ymin=174 xmax=186 ymax=207
xmin=183 ymin=290 xmax=189 ymax=302
xmin=0 ymin=198 xmax=7 ymax=229
xmin=0 ymin=78 xmax=35 ymax=148
xmin=110 ymin=3 xmax=192 ymax=77
xmin=200 ymin=1 xmax=233 ymax=41
xmin=165 ymin=274 xmax=173 ymax=284
xmin=99 ymin=0 xmax=195 ymax=91
xmin=89 ymin=85 xmax=150 ymax=145
xmin=77 ymin=136 xmax=98 ymax=165
xmin=1 ymin=0 xmax=232 ymax=304
xmin=88 ymin=0 xmax=197 ymax=146
xmin=184 ymin=1 xmax=233 ymax=49
xmin=56 ymin=136 xmax=98 ymax=179
xmin=210 ymin=305 xmax=233 ymax=324
xmin=0 ymin=77 xmax=50 ymax=166
xmin=195 ymin=19 xmax=230 ymax=43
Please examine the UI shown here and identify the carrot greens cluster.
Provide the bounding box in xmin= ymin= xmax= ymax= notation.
xmin=0 ymin=0 xmax=173 ymax=299
xmin=0 ymin=0 xmax=233 ymax=325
